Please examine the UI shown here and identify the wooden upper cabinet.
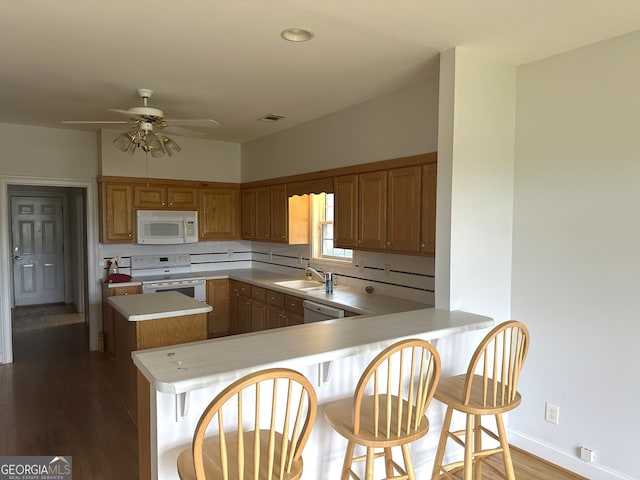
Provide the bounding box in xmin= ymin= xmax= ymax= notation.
xmin=242 ymin=185 xmax=309 ymax=244
xmin=358 ymin=171 xmax=387 ymax=250
xmin=334 ymin=174 xmax=359 ymax=248
xmin=241 ymin=186 xmax=270 ymax=240
xmin=334 ymin=162 xmax=435 ymax=255
xmin=255 ymin=187 xmax=270 ymax=240
xmin=199 ymin=187 xmax=240 ymax=240
xmin=134 ymin=185 xmax=197 ymax=210
xmin=100 ymin=183 xmax=134 ymax=243
xmin=387 ymin=166 xmax=422 ymax=252
xmin=242 ymin=187 xmax=271 ymax=240
xmin=269 ymin=184 xmax=288 ymax=242
xmin=421 ymin=163 xmax=437 ymax=255
xmin=241 ymin=189 xmax=257 ymax=239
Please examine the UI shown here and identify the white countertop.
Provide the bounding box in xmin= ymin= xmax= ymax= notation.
xmin=107 ymin=291 xmax=212 ymax=322
xmin=105 ymin=268 xmax=431 ymax=315
xmin=204 ymin=268 xmax=430 ymax=315
xmin=132 ymin=308 xmax=493 ymax=395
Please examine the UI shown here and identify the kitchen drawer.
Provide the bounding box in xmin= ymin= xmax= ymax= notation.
xmin=284 ymin=295 xmax=304 ymax=317
xmin=251 ymin=286 xmax=266 ymax=302
xmin=111 ymin=285 xmax=141 ymax=296
xmin=238 ymin=282 xmax=252 ymax=297
xmin=266 ymin=290 xmax=284 ymax=308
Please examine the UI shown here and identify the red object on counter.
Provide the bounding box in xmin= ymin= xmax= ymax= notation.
xmin=105 ymin=273 xmax=132 ymax=283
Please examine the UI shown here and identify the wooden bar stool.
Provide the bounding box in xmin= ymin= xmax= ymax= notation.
xmin=431 ymin=321 xmax=530 ymax=480
xmin=177 ymin=367 xmax=317 ymax=480
xmin=324 ymin=338 xmax=441 ymax=480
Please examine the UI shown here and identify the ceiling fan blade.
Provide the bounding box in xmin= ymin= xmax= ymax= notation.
xmin=62 ymin=120 xmax=131 ymax=124
xmin=161 ymin=125 xmax=207 ymax=137
xmin=164 ymin=119 xmax=220 ymax=127
xmin=109 ymin=108 xmax=151 ymax=121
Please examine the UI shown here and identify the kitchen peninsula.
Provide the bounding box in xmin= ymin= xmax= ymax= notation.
xmin=132 ymin=306 xmax=493 ymax=480
xmin=107 ymin=291 xmax=211 ymax=423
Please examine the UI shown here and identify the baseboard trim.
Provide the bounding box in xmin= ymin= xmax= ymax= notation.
xmin=508 ymin=430 xmax=635 ymax=480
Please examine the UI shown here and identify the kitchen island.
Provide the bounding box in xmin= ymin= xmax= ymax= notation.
xmin=107 ymin=291 xmax=211 ymax=424
xmin=132 ymin=307 xmax=493 ymax=480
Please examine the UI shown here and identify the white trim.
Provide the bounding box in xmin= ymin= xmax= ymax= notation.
xmin=0 ymin=176 xmax=101 ymax=364
xmin=509 ymin=430 xmax=635 ymax=480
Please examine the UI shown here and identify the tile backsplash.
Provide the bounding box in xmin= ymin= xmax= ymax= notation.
xmin=101 ymin=240 xmax=435 ymax=305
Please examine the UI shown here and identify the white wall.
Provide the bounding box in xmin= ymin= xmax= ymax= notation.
xmin=510 ymin=31 xmax=640 ymax=480
xmin=100 ymin=129 xmax=241 ymax=182
xmin=0 ymin=123 xmax=102 ymax=362
xmin=436 ymin=48 xmax=516 ymax=322
xmin=0 ymin=123 xmax=98 ymax=179
xmin=241 ymin=79 xmax=439 ymax=181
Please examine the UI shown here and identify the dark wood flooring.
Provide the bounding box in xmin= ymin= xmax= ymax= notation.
xmin=0 ymin=305 xmax=138 ymax=479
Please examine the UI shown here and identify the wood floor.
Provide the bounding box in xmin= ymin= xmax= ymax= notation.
xmin=0 ymin=304 xmax=138 ymax=479
xmin=439 ymin=447 xmax=588 ymax=479
xmin=1 ymin=305 xmax=586 ymax=480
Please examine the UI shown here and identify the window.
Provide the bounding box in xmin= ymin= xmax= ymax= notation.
xmin=310 ymin=193 xmax=352 ymax=263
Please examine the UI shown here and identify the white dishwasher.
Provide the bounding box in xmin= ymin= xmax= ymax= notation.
xmin=303 ymin=300 xmax=345 ymax=323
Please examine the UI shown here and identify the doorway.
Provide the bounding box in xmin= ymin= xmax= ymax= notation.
xmin=6 ymin=185 xmax=89 ymax=356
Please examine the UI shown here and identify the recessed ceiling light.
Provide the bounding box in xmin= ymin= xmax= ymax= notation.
xmin=280 ymin=27 xmax=315 ymax=42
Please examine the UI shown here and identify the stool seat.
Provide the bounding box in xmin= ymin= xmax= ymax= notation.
xmin=324 ymin=338 xmax=441 ymax=480
xmin=434 ymin=374 xmax=522 ymax=415
xmin=325 ymin=395 xmax=431 ymax=447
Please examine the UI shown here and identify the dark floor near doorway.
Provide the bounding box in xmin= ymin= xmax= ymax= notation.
xmin=0 ymin=305 xmax=138 ymax=479
xmin=12 ymin=303 xmax=84 ymax=333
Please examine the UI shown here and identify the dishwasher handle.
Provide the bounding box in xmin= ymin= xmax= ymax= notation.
xmin=303 ymin=300 xmax=345 ymax=323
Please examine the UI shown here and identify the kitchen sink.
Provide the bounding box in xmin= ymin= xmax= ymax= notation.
xmin=273 ymin=279 xmax=325 ymax=290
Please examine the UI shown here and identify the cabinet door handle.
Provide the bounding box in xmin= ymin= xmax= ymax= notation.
xmin=386 ymin=241 xmax=392 ymax=247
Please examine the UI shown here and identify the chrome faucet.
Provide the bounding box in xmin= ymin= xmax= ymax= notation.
xmin=305 ymin=265 xmax=325 ymax=283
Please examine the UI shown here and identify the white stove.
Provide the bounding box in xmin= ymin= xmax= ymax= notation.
xmin=131 ymin=254 xmax=206 ymax=302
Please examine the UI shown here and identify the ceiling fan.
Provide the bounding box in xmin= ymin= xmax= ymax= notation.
xmin=62 ymin=88 xmax=220 ymax=157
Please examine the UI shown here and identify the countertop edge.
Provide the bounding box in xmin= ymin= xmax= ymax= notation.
xmin=132 ymin=308 xmax=493 ymax=395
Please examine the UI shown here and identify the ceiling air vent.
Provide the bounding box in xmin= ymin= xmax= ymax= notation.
xmin=258 ymin=113 xmax=287 ymax=122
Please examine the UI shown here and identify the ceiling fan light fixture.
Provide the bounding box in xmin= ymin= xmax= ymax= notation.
xmin=159 ymin=134 xmax=181 ymax=157
xmin=280 ymin=27 xmax=314 ymax=42
xmin=113 ymin=131 xmax=135 ymax=152
xmin=143 ymin=132 xmax=164 ymax=156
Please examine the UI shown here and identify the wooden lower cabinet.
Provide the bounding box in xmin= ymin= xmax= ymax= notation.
xmin=284 ymin=295 xmax=305 ymax=326
xmin=102 ymin=285 xmax=141 ymax=357
xmin=115 ymin=310 xmax=207 ymax=424
xmin=231 ymin=281 xmax=305 ymax=333
xmin=206 ymin=279 xmax=230 ymax=338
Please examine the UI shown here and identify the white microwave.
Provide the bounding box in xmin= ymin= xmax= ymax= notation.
xmin=136 ymin=210 xmax=198 ymax=245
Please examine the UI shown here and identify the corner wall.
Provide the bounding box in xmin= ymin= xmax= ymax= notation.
xmin=436 ymin=48 xmax=516 ymax=321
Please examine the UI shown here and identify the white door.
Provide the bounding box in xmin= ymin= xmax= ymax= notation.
xmin=12 ymin=196 xmax=65 ymax=305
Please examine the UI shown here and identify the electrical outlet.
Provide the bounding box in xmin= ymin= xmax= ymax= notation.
xmin=580 ymin=447 xmax=595 ymax=463
xmin=545 ymin=402 xmax=560 ymax=425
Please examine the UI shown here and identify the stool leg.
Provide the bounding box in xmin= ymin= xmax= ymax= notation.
xmin=431 ymin=406 xmax=453 ymax=480
xmin=463 ymin=413 xmax=473 ymax=480
xmin=473 ymin=414 xmax=482 ymax=480
xmin=384 ymin=447 xmax=394 ymax=478
xmin=401 ymin=444 xmax=416 ymax=480
xmin=341 ymin=440 xmax=355 ymax=480
xmin=365 ymin=447 xmax=375 ymax=480
xmin=495 ymin=414 xmax=516 ymax=480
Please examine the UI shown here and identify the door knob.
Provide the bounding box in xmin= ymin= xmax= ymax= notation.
xmin=14 ymin=255 xmax=23 ymax=260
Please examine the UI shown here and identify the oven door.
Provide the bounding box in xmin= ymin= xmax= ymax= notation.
xmin=142 ymin=279 xmax=206 ymax=302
